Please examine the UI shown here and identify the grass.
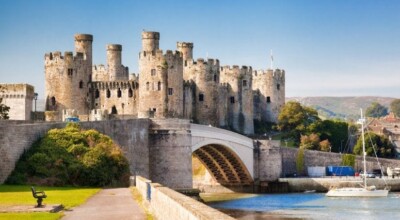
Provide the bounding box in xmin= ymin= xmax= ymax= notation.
xmin=0 ymin=185 xmax=100 ymax=220
xmin=130 ymin=187 xmax=153 ymax=220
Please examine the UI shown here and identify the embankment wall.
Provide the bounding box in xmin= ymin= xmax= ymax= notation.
xmin=135 ymin=176 xmax=235 ymax=220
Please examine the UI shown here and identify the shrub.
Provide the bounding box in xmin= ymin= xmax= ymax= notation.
xmin=7 ymin=123 xmax=130 ymax=187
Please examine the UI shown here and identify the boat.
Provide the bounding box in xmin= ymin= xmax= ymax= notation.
xmin=326 ymin=109 xmax=389 ymax=197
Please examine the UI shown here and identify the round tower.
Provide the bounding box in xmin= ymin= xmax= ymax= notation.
xmin=107 ymin=44 xmax=122 ymax=81
xmin=141 ymin=31 xmax=160 ymax=52
xmin=177 ymin=42 xmax=193 ymax=60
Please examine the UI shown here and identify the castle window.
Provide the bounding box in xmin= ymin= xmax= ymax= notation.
xmin=128 ymin=88 xmax=133 ymax=97
xmin=199 ymin=94 xmax=204 ymax=102
xmin=151 ymin=69 xmax=156 ymax=76
xmin=106 ymin=89 xmax=111 ymax=98
xmin=51 ymin=96 xmax=56 ymax=106
xmin=267 ymin=96 xmax=271 ymax=103
xmin=95 ymin=89 xmax=99 ymax=98
xmin=117 ymin=88 xmax=122 ymax=98
xmin=79 ymin=81 xmax=83 ymax=89
xmin=184 ymin=60 xmax=187 ymax=66
xmin=153 ymin=108 xmax=156 ymax=112
xmin=230 ymin=96 xmax=235 ymax=104
xmin=68 ymin=68 xmax=73 ymax=76
xmin=214 ymin=74 xmax=217 ymax=82
xmin=277 ymin=84 xmax=280 ymax=90
xmin=111 ymin=106 xmax=117 ymax=114
xmin=146 ymin=82 xmax=150 ymax=91
xmin=158 ymin=82 xmax=161 ymax=91
xmin=242 ymin=80 xmax=247 ymax=87
xmin=168 ymin=88 xmax=173 ymax=95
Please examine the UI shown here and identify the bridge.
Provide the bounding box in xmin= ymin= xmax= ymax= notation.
xmin=191 ymin=124 xmax=254 ymax=186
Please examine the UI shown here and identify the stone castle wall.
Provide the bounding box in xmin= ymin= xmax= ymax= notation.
xmin=43 ymin=31 xmax=286 ymax=135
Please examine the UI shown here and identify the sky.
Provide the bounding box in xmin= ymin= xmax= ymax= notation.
xmin=0 ymin=0 xmax=399 ymax=98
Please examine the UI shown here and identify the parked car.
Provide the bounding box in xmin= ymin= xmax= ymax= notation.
xmin=359 ymin=171 xmax=375 ymax=178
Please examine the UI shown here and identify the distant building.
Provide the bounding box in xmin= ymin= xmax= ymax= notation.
xmin=0 ymin=84 xmax=35 ymax=120
xmin=367 ymin=112 xmax=400 ymax=157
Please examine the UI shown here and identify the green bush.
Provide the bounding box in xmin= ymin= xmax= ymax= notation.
xmin=7 ymin=123 xmax=130 ymax=187
xmin=296 ymin=148 xmax=305 ymax=175
xmin=341 ymin=154 xmax=355 ymax=167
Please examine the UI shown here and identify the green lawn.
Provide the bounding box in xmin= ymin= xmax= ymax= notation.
xmin=0 ymin=185 xmax=100 ymax=220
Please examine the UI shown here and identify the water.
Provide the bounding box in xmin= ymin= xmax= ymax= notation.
xmin=207 ymin=192 xmax=400 ymax=220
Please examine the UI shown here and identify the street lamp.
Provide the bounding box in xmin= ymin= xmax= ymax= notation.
xmin=34 ymin=93 xmax=38 ymax=112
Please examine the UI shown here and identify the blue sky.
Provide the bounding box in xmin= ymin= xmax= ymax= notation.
xmin=1 ymin=0 xmax=399 ymax=98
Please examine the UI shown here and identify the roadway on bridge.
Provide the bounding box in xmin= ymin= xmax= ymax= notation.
xmin=62 ymin=188 xmax=146 ymax=220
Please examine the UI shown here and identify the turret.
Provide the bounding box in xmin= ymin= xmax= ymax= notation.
xmin=107 ymin=44 xmax=123 ymax=81
xmin=177 ymin=42 xmax=193 ymax=60
xmin=74 ymin=34 xmax=93 ymax=65
xmin=141 ymin=31 xmax=160 ymax=52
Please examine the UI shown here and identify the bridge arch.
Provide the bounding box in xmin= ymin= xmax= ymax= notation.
xmin=191 ymin=124 xmax=254 ymax=186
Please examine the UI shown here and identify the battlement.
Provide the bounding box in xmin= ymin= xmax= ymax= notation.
xmin=45 ymin=51 xmax=85 ymax=61
xmin=107 ymin=44 xmax=122 ymax=51
xmin=142 ymin=31 xmax=160 ymax=40
xmin=177 ymin=42 xmax=193 ymax=48
xmin=186 ymin=58 xmax=220 ymax=67
xmin=140 ymin=49 xmax=182 ymax=59
xmin=253 ymin=69 xmax=285 ymax=80
xmin=92 ymin=80 xmax=138 ymax=90
xmin=74 ymin=34 xmax=93 ymax=42
xmin=93 ymin=64 xmax=107 ymax=71
xmin=220 ymin=65 xmax=253 ymax=76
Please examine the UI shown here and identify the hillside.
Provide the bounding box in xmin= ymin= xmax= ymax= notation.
xmin=287 ymin=96 xmax=396 ymax=120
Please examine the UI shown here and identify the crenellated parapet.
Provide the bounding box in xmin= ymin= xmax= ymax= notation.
xmin=91 ymin=80 xmax=138 ymax=90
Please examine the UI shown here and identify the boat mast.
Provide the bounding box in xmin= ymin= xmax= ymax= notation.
xmin=360 ymin=109 xmax=367 ymax=188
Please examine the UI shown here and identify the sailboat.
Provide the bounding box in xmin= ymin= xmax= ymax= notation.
xmin=326 ymin=109 xmax=389 ymax=197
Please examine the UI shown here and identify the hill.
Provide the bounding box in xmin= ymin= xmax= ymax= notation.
xmin=287 ymin=96 xmax=396 ymax=120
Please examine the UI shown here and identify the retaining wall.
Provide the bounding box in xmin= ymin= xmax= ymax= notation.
xmin=135 ymin=176 xmax=235 ymax=220
xmin=0 ymin=119 xmax=151 ymax=183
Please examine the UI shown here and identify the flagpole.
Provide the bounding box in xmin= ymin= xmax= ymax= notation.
xmin=270 ymin=49 xmax=274 ymax=69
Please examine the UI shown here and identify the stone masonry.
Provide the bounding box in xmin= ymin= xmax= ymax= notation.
xmin=44 ymin=31 xmax=286 ymax=135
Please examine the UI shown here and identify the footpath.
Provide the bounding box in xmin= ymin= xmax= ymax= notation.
xmin=62 ymin=188 xmax=146 ymax=220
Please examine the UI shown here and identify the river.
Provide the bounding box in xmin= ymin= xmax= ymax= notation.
xmin=205 ymin=192 xmax=400 ymax=220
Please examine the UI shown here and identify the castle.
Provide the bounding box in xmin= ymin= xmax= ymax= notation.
xmin=44 ymin=32 xmax=285 ymax=134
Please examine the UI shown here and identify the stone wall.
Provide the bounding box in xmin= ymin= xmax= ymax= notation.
xmin=257 ymin=140 xmax=282 ymax=181
xmin=149 ymin=119 xmax=192 ymax=188
xmin=0 ymin=119 xmax=151 ymax=183
xmin=281 ymin=147 xmax=400 ymax=177
xmin=136 ymin=176 xmax=235 ymax=220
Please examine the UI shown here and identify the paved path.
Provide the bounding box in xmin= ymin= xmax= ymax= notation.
xmin=62 ymin=188 xmax=146 ymax=220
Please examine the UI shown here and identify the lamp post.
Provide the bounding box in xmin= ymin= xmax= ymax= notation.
xmin=33 ymin=93 xmax=38 ymax=121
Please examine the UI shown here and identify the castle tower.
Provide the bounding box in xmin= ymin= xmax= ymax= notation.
xmin=141 ymin=32 xmax=160 ymax=52
xmin=74 ymin=34 xmax=93 ymax=68
xmin=138 ymin=31 xmax=168 ymax=118
xmin=220 ymin=66 xmax=254 ymax=134
xmin=177 ymin=42 xmax=193 ymax=61
xmin=44 ymin=34 xmax=93 ymax=121
xmin=252 ymin=69 xmax=285 ymax=123
xmin=107 ymin=44 xmax=126 ymax=81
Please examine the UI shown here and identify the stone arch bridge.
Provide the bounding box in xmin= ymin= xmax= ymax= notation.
xmin=0 ymin=118 xmax=280 ymax=189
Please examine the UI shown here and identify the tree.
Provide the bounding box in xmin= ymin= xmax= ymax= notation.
xmin=296 ymin=148 xmax=305 ymax=175
xmin=278 ymin=101 xmax=320 ymax=142
xmin=319 ymin=139 xmax=331 ymax=152
xmin=308 ymin=119 xmax=348 ymax=152
xmin=365 ymin=102 xmax=388 ymax=118
xmin=353 ymin=132 xmax=395 ymax=158
xmin=390 ymin=99 xmax=400 ymax=117
xmin=300 ymin=133 xmax=320 ymax=150
xmin=7 ymin=123 xmax=130 ymax=186
xmin=0 ymin=85 xmax=10 ymax=120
